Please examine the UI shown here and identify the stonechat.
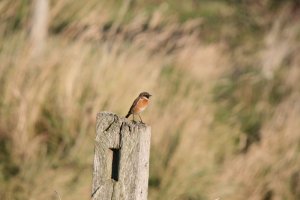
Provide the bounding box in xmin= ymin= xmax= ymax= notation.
xmin=125 ymin=92 xmax=152 ymax=122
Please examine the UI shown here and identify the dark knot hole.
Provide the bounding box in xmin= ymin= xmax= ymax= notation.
xmin=110 ymin=148 xmax=120 ymax=181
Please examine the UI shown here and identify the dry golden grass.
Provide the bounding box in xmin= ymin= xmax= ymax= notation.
xmin=0 ymin=1 xmax=300 ymax=200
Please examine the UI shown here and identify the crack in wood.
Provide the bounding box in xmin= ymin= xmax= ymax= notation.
xmin=105 ymin=115 xmax=118 ymax=131
xmin=91 ymin=185 xmax=101 ymax=198
xmin=118 ymin=122 xmax=125 ymax=148
xmin=110 ymin=148 xmax=120 ymax=181
xmin=111 ymin=181 xmax=116 ymax=200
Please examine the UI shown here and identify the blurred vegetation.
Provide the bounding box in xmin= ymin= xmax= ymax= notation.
xmin=1 ymin=0 xmax=300 ymax=199
xmin=213 ymin=66 xmax=292 ymax=152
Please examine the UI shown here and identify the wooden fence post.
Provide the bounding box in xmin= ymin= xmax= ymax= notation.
xmin=92 ymin=112 xmax=151 ymax=200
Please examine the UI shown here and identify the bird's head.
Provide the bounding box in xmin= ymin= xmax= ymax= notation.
xmin=139 ymin=92 xmax=152 ymax=99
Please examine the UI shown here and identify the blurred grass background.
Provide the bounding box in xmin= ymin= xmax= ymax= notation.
xmin=1 ymin=0 xmax=300 ymax=199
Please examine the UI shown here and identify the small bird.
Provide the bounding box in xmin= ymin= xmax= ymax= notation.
xmin=125 ymin=92 xmax=152 ymax=123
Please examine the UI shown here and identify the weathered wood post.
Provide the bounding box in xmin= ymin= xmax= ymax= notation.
xmin=92 ymin=112 xmax=151 ymax=200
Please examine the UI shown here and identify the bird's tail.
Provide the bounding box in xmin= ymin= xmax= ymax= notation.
xmin=125 ymin=113 xmax=131 ymax=118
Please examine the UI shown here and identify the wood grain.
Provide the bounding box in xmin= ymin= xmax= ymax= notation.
xmin=92 ymin=112 xmax=151 ymax=200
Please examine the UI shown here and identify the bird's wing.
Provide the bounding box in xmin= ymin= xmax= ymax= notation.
xmin=127 ymin=96 xmax=140 ymax=115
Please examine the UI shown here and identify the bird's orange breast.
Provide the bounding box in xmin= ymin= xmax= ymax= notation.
xmin=133 ymin=97 xmax=149 ymax=113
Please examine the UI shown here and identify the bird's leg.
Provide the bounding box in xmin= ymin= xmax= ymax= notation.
xmin=138 ymin=114 xmax=143 ymax=123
